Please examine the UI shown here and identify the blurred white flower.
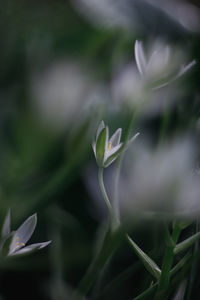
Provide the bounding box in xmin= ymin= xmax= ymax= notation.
xmin=147 ymin=0 xmax=200 ymax=32
xmin=72 ymin=0 xmax=200 ymax=35
xmin=112 ymin=63 xmax=146 ymax=106
xmin=120 ymin=138 xmax=200 ymax=219
xmin=111 ymin=62 xmax=183 ymax=117
xmin=30 ymin=61 xmax=106 ymax=131
xmin=134 ymin=40 xmax=196 ymax=89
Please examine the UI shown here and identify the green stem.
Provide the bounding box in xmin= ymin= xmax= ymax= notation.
xmin=98 ymin=167 xmax=119 ymax=231
xmin=157 ymin=103 xmax=170 ymax=148
xmin=98 ymin=168 xmax=113 ymax=216
xmin=155 ymin=224 xmax=181 ymax=299
xmin=75 ymin=225 xmax=122 ymax=299
xmin=99 ymin=167 xmax=162 ymax=281
xmin=113 ymin=111 xmax=136 ymax=220
xmin=74 ymin=168 xmax=122 ymax=299
xmin=184 ymin=219 xmax=199 ymax=300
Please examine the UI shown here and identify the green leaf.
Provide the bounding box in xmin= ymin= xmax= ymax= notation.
xmin=174 ymin=232 xmax=200 ymax=255
xmin=96 ymin=127 xmax=107 ymax=167
xmin=173 ymin=220 xmax=193 ymax=230
xmin=1 ymin=232 xmax=15 ymax=257
xmin=170 ymin=251 xmax=192 ymax=276
xmin=132 ymin=283 xmax=157 ymax=300
xmin=1 ymin=209 xmax=11 ymax=239
xmin=126 ymin=234 xmax=161 ymax=279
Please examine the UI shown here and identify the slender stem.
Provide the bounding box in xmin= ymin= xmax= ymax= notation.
xmin=98 ymin=168 xmax=112 ymax=216
xmin=99 ymin=167 xmax=161 ymax=281
xmin=157 ymin=107 xmax=170 ymax=147
xmin=184 ymin=219 xmax=199 ymax=300
xmin=155 ymin=224 xmax=181 ymax=299
xmin=113 ymin=111 xmax=136 ymax=220
xmin=98 ymin=167 xmax=119 ymax=231
xmin=74 ymin=168 xmax=121 ymax=299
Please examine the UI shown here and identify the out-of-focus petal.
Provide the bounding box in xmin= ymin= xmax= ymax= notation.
xmin=135 ymin=40 xmax=146 ymax=75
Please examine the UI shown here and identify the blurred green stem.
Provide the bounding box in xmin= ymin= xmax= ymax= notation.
xmin=155 ymin=223 xmax=181 ymax=299
xmin=75 ymin=223 xmax=123 ymax=299
xmin=113 ymin=110 xmax=136 ymax=220
xmin=98 ymin=167 xmax=117 ymax=230
xmin=157 ymin=107 xmax=170 ymax=147
xmin=184 ymin=219 xmax=199 ymax=300
xmin=75 ymin=168 xmax=121 ymax=299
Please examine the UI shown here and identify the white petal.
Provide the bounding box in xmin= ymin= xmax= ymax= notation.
xmin=109 ymin=128 xmax=122 ymax=147
xmin=176 ymin=60 xmax=196 ymax=78
xmin=92 ymin=142 xmax=96 ymax=156
xmin=128 ymin=132 xmax=140 ymax=145
xmin=135 ymin=40 xmax=146 ymax=75
xmin=9 ymin=241 xmax=51 ymax=256
xmin=104 ymin=126 xmax=109 ymax=155
xmin=104 ymin=143 xmax=123 ymax=162
xmin=153 ymin=60 xmax=196 ymax=90
xmin=124 ymin=133 xmax=140 ymax=150
xmin=15 ymin=213 xmax=37 ymax=245
xmin=146 ymin=46 xmax=170 ymax=76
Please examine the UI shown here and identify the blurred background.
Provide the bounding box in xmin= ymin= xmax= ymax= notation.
xmin=0 ymin=0 xmax=200 ymax=299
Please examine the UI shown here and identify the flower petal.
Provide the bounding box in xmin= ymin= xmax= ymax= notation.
xmin=15 ymin=213 xmax=37 ymax=245
xmin=146 ymin=46 xmax=170 ymax=76
xmin=127 ymin=133 xmax=140 ymax=147
xmin=135 ymin=40 xmax=146 ymax=75
xmin=109 ymin=128 xmax=122 ymax=147
xmin=9 ymin=241 xmax=51 ymax=256
xmin=153 ymin=60 xmax=196 ymax=90
xmin=104 ymin=143 xmax=123 ymax=161
xmin=92 ymin=141 xmax=96 ymax=156
xmin=176 ymin=60 xmax=196 ymax=79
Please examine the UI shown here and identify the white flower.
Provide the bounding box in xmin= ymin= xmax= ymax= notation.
xmin=134 ymin=40 xmax=196 ymax=89
xmin=0 ymin=211 xmax=51 ymax=257
xmin=120 ymin=139 xmax=200 ymax=219
xmin=92 ymin=120 xmax=139 ymax=168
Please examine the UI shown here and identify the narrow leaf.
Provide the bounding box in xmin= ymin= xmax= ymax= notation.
xmin=174 ymin=232 xmax=200 ymax=255
xmin=133 ymin=283 xmax=157 ymax=300
xmin=1 ymin=232 xmax=15 ymax=257
xmin=126 ymin=234 xmax=161 ymax=279
xmin=1 ymin=209 xmax=11 ymax=238
xmin=170 ymin=251 xmax=192 ymax=276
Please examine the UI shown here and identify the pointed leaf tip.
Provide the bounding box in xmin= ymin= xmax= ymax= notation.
xmin=96 ymin=120 xmax=105 ymax=140
xmin=1 ymin=209 xmax=11 ymax=238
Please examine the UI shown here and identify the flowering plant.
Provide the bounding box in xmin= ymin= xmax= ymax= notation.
xmin=92 ymin=120 xmax=139 ymax=168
